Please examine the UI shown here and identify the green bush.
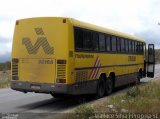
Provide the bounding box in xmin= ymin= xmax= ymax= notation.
xmin=74 ymin=105 xmax=94 ymax=119
xmin=126 ymin=86 xmax=140 ymax=98
xmin=75 ymin=105 xmax=94 ymax=114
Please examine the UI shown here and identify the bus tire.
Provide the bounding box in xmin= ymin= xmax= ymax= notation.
xmin=105 ymin=76 xmax=113 ymax=95
xmin=96 ymin=77 xmax=105 ymax=98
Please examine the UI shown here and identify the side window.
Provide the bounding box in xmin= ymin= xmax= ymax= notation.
xmin=111 ymin=36 xmax=117 ymax=52
xmin=132 ymin=41 xmax=135 ymax=53
xmin=140 ymin=42 xmax=143 ymax=53
xmin=137 ymin=42 xmax=140 ymax=53
xmin=106 ymin=35 xmax=111 ymax=51
xmin=135 ymin=41 xmax=138 ymax=53
xmin=125 ymin=39 xmax=128 ymax=53
xmin=99 ymin=34 xmax=106 ymax=51
xmin=131 ymin=40 xmax=133 ymax=53
xmin=117 ymin=37 xmax=121 ymax=52
xmin=92 ymin=32 xmax=99 ymax=51
xmin=128 ymin=40 xmax=132 ymax=53
xmin=121 ymin=38 xmax=125 ymax=53
xmin=74 ymin=28 xmax=83 ymax=50
xmin=142 ymin=43 xmax=145 ymax=53
xmin=84 ymin=30 xmax=92 ymax=50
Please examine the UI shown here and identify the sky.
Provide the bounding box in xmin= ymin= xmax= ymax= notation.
xmin=0 ymin=0 xmax=160 ymax=62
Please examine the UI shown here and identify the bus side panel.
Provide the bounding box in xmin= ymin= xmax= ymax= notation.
xmin=72 ymin=52 xmax=144 ymax=94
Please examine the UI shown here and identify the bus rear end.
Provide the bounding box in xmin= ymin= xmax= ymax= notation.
xmin=11 ymin=17 xmax=70 ymax=94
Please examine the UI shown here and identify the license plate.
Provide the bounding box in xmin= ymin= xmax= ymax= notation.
xmin=31 ymin=85 xmax=41 ymax=90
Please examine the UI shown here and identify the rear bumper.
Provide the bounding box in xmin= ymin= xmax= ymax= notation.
xmin=11 ymin=81 xmax=68 ymax=94
xmin=11 ymin=80 xmax=97 ymax=95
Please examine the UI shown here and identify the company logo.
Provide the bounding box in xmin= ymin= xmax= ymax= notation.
xmin=22 ymin=28 xmax=54 ymax=55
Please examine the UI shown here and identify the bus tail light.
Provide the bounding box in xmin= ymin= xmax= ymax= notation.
xmin=57 ymin=59 xmax=66 ymax=64
xmin=12 ymin=76 xmax=19 ymax=80
xmin=57 ymin=60 xmax=66 ymax=83
xmin=56 ymin=79 xmax=66 ymax=83
xmin=12 ymin=58 xmax=19 ymax=80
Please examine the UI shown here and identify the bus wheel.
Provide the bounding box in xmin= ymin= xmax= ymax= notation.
xmin=105 ymin=77 xmax=113 ymax=95
xmin=96 ymin=77 xmax=105 ymax=98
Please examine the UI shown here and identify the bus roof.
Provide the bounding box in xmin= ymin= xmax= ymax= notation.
xmin=16 ymin=17 xmax=144 ymax=42
xmin=69 ymin=18 xmax=144 ymax=42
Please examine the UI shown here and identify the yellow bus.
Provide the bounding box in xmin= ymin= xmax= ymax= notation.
xmin=11 ymin=17 xmax=155 ymax=98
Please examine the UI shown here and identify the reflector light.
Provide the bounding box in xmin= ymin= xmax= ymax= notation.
xmin=16 ymin=21 xmax=19 ymax=25
xmin=63 ymin=19 xmax=66 ymax=23
xmin=56 ymin=79 xmax=66 ymax=83
xmin=12 ymin=76 xmax=19 ymax=80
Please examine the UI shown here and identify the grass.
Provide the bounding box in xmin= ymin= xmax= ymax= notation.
xmin=45 ymin=80 xmax=160 ymax=119
xmin=70 ymin=80 xmax=160 ymax=119
xmin=75 ymin=105 xmax=94 ymax=114
xmin=0 ymin=70 xmax=11 ymax=88
xmin=73 ymin=105 xmax=94 ymax=119
xmin=93 ymin=80 xmax=160 ymax=113
xmin=0 ymin=81 xmax=10 ymax=88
